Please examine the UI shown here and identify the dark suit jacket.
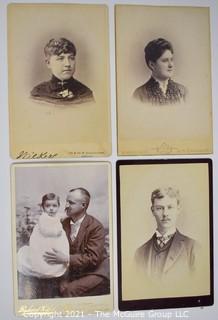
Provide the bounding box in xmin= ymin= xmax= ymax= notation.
xmin=135 ymin=230 xmax=197 ymax=279
xmin=62 ymin=214 xmax=109 ymax=280
xmin=133 ymin=77 xmax=186 ymax=105
xmin=31 ymin=75 xmax=94 ymax=104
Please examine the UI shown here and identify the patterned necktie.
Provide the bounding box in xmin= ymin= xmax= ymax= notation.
xmin=156 ymin=234 xmax=172 ymax=248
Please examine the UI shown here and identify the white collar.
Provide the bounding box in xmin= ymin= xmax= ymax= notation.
xmin=70 ymin=214 xmax=86 ymax=226
xmin=153 ymin=76 xmax=169 ymax=95
xmin=155 ymin=228 xmax=176 ymax=238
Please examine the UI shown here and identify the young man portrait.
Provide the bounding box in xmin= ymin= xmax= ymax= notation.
xmin=135 ymin=187 xmax=198 ymax=280
xmin=31 ymin=38 xmax=94 ymax=104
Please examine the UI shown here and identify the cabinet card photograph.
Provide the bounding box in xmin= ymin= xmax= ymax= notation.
xmin=115 ymin=5 xmax=213 ymax=155
xmin=8 ymin=4 xmax=111 ymax=159
xmin=117 ymin=159 xmax=213 ymax=310
xmin=11 ymin=162 xmax=113 ymax=316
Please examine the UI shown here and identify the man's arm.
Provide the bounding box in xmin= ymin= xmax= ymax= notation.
xmin=69 ymin=223 xmax=105 ymax=272
xmin=43 ymin=220 xmax=105 ymax=271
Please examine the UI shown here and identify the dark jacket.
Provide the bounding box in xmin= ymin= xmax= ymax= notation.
xmin=31 ymin=75 xmax=94 ymax=104
xmin=133 ymin=77 xmax=186 ymax=105
xmin=135 ymin=230 xmax=197 ymax=279
xmin=62 ymin=214 xmax=109 ymax=280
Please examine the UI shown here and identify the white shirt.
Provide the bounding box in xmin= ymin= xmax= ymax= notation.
xmin=70 ymin=214 xmax=86 ymax=241
xmin=155 ymin=228 xmax=176 ymax=238
xmin=155 ymin=228 xmax=176 ymax=247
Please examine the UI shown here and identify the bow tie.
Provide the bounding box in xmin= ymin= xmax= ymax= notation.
xmin=156 ymin=234 xmax=173 ymax=248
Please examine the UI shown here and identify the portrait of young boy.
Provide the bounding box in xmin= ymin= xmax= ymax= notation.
xmin=31 ymin=38 xmax=94 ymax=104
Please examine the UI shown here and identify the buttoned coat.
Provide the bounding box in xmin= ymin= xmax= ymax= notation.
xmin=62 ymin=214 xmax=109 ymax=281
xmin=135 ymin=230 xmax=197 ymax=279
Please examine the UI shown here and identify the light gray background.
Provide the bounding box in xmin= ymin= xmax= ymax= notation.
xmin=0 ymin=0 xmax=217 ymax=319
xmin=15 ymin=164 xmax=109 ymax=227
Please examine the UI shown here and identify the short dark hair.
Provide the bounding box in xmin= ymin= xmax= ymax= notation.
xmin=151 ymin=187 xmax=180 ymax=205
xmin=144 ymin=38 xmax=173 ymax=68
xmin=69 ymin=187 xmax=91 ymax=207
xmin=41 ymin=193 xmax=60 ymax=208
xmin=44 ymin=38 xmax=76 ymax=58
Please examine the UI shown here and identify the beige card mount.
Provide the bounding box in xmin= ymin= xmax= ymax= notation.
xmin=8 ymin=4 xmax=111 ymax=159
xmin=116 ymin=5 xmax=213 ymax=155
xmin=11 ymin=162 xmax=113 ymax=316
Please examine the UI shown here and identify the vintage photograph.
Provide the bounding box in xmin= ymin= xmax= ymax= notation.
xmin=11 ymin=163 xmax=113 ymax=316
xmin=133 ymin=38 xmax=187 ymax=105
xmin=117 ymin=159 xmax=213 ymax=310
xmin=8 ymin=4 xmax=111 ymax=158
xmin=30 ymin=37 xmax=95 ymax=104
xmin=116 ymin=5 xmax=213 ymax=155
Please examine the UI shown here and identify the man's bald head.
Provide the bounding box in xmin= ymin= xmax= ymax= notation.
xmin=69 ymin=188 xmax=90 ymax=208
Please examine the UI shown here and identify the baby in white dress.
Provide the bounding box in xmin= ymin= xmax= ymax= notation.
xmin=18 ymin=193 xmax=69 ymax=280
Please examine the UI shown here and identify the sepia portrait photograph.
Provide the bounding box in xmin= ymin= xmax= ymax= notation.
xmin=117 ymin=159 xmax=213 ymax=310
xmin=115 ymin=5 xmax=213 ymax=155
xmin=11 ymin=162 xmax=113 ymax=316
xmin=8 ymin=4 xmax=111 ymax=158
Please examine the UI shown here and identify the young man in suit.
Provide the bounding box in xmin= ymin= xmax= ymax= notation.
xmin=43 ymin=187 xmax=110 ymax=297
xmin=135 ymin=187 xmax=198 ymax=280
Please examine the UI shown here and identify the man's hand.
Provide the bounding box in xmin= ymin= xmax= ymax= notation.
xmin=43 ymin=249 xmax=69 ymax=265
xmin=60 ymin=279 xmax=69 ymax=295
